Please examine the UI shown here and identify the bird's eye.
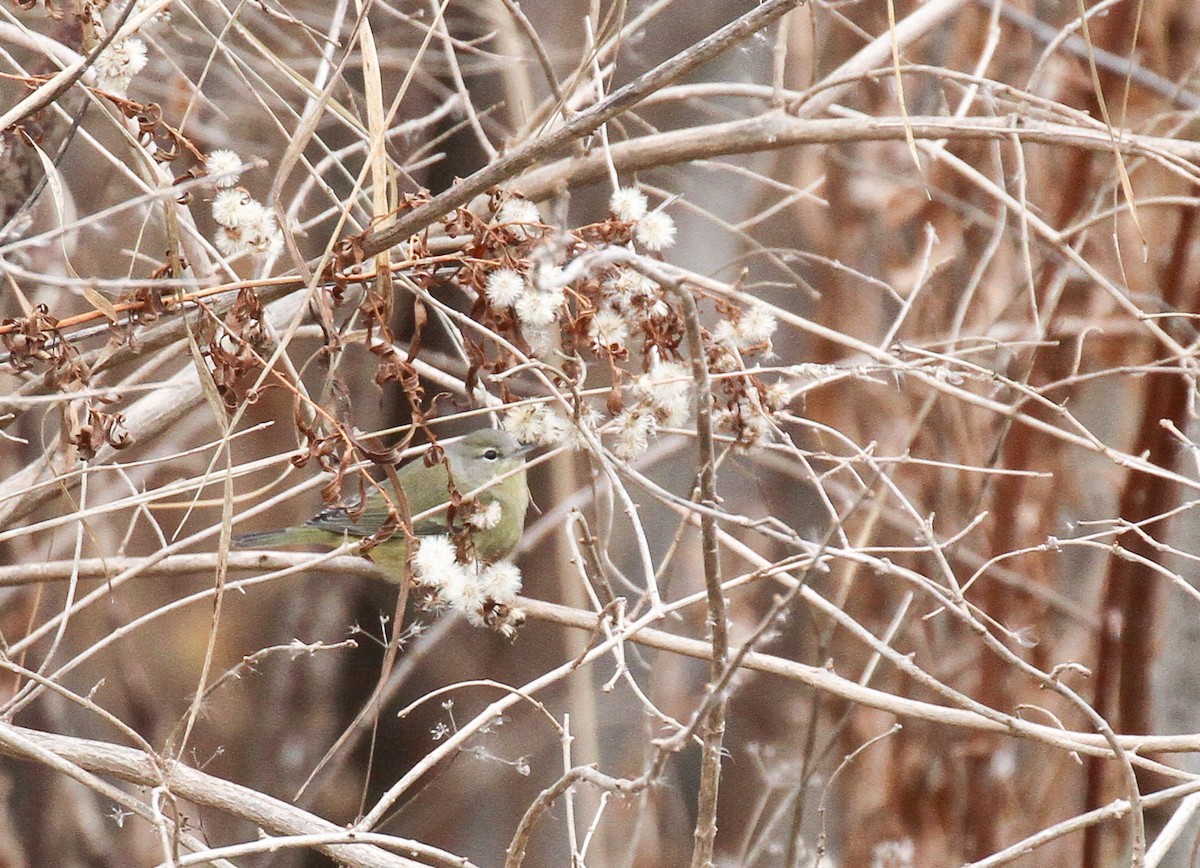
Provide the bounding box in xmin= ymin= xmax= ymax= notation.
xmin=483 ymin=448 xmax=500 ymax=460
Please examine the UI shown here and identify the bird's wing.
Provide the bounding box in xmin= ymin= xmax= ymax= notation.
xmin=305 ymin=465 xmax=456 ymax=538
xmin=304 ymin=501 xmax=380 ymax=537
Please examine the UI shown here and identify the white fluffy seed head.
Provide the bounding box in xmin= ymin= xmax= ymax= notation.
xmin=238 ymin=204 xmax=283 ymax=256
xmin=609 ymin=187 xmax=648 ymax=222
xmin=212 ymin=188 xmax=252 ymax=227
xmin=607 ymin=268 xmax=658 ymax=302
xmin=502 ymin=404 xmax=571 ymax=446
xmin=765 ymin=380 xmax=793 ymax=411
xmin=205 ymin=150 xmax=243 ymax=188
xmin=468 ymin=500 xmax=503 ymax=530
xmin=588 ymin=307 xmax=630 ymax=351
xmin=478 ymin=562 xmax=523 ymax=602
xmin=634 ymin=211 xmax=676 ymax=251
xmin=440 ymin=576 xmax=488 ymax=620
xmin=539 ymin=409 xmax=572 ymax=446
xmin=634 ymin=359 xmax=692 ymax=426
xmin=415 ymin=535 xmax=460 ymax=576
xmin=412 ymin=536 xmax=462 ymax=588
xmin=561 ymin=404 xmax=601 ymax=451
xmin=736 ymin=304 xmax=778 ymax=348
xmin=214 ymin=226 xmax=246 ymax=257
xmin=95 ymin=37 xmax=148 ymax=92
xmin=503 ymin=404 xmax=549 ymax=444
xmin=612 ymin=408 xmax=656 ymax=459
xmin=484 ymin=268 xmax=527 ymax=307
xmin=496 ymin=198 xmax=541 ymax=226
xmin=514 ymin=288 xmax=564 ymax=328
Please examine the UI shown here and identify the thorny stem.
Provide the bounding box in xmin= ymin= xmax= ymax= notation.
xmin=504 ymin=764 xmax=644 ymax=868
xmin=676 ymin=287 xmax=728 ymax=868
xmin=626 ymin=260 xmax=730 ymax=867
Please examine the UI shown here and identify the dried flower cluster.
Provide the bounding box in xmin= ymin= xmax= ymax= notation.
xmin=412 ymin=536 xmax=526 ymax=638
xmin=81 ymin=0 xmax=168 ymax=95
xmin=94 ymin=36 xmax=148 ymax=94
xmin=348 ymin=186 xmax=784 ymax=465
xmin=205 ymin=150 xmax=283 ymax=260
xmin=200 ymin=288 xmax=269 ymax=411
xmin=1 ymin=304 xmax=128 ymax=459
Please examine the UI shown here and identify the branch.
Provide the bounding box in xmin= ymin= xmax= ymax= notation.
xmin=0 ymin=723 xmax=432 ymax=868
xmin=357 ymin=0 xmax=802 ymax=257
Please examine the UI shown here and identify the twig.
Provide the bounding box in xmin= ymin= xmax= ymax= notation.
xmin=357 ymin=0 xmax=802 ymax=257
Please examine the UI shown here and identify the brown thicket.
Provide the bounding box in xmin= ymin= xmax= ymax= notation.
xmin=3 ymin=1 xmax=1200 ymax=866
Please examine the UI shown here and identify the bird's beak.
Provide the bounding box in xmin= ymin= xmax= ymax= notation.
xmin=516 ymin=442 xmax=537 ymax=458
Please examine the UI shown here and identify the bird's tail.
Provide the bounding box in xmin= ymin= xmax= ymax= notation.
xmin=232 ymin=527 xmax=325 ymax=549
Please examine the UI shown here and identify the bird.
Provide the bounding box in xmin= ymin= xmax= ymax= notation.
xmin=233 ymin=428 xmax=532 ymax=581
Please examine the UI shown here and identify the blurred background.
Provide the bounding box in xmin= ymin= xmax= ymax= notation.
xmin=3 ymin=0 xmax=1200 ymax=865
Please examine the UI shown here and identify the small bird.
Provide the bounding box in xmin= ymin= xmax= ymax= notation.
xmin=234 ymin=429 xmax=532 ymax=580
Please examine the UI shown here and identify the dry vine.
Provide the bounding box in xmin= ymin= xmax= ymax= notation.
xmin=2 ymin=0 xmax=1200 ymax=866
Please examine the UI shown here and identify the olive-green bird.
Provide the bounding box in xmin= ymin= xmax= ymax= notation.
xmin=234 ymin=429 xmax=532 ymax=578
